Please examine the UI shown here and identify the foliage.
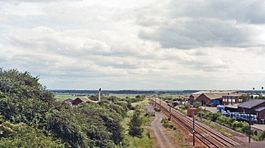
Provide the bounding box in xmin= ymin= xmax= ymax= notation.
xmin=0 ymin=69 xmax=129 ymax=147
xmin=0 ymin=69 xmax=54 ymax=102
xmin=199 ymin=110 xmax=250 ymax=135
xmin=161 ymin=118 xmax=176 ymax=130
xmin=0 ymin=121 xmax=63 ymax=148
xmin=129 ymin=109 xmax=143 ymax=138
xmin=0 ymin=69 xmax=54 ymax=127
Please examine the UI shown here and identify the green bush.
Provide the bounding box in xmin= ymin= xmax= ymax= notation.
xmin=129 ymin=110 xmax=143 ymax=138
xmin=257 ymin=131 xmax=265 ymax=140
xmin=0 ymin=122 xmax=63 ymax=148
xmin=161 ymin=118 xmax=176 ymax=130
xmin=0 ymin=69 xmax=135 ymax=147
xmin=211 ymin=113 xmax=221 ymax=122
xmin=241 ymin=122 xmax=249 ymax=134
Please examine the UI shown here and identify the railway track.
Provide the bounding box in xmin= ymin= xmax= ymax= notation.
xmin=151 ymin=98 xmax=241 ymax=148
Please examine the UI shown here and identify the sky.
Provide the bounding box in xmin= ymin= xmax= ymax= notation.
xmin=1 ymin=0 xmax=265 ymax=90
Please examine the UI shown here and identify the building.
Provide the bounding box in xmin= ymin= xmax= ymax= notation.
xmin=238 ymin=99 xmax=265 ymax=123
xmin=191 ymin=91 xmax=237 ymax=106
xmin=71 ymin=96 xmax=89 ymax=106
xmin=63 ymin=99 xmax=73 ymax=106
xmin=238 ymin=99 xmax=265 ymax=113
xmin=189 ymin=94 xmax=201 ymax=104
xmin=222 ymin=92 xmax=246 ymax=105
xmin=255 ymin=107 xmax=265 ymax=124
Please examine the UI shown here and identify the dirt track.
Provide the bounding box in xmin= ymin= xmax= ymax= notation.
xmin=150 ymin=111 xmax=177 ymax=148
xmin=145 ymin=105 xmax=178 ymax=148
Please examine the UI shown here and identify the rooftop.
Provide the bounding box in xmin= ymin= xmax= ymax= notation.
xmin=192 ymin=90 xmax=244 ymax=100
xmin=238 ymin=99 xmax=265 ymax=109
xmin=75 ymin=96 xmax=90 ymax=102
xmin=255 ymin=106 xmax=265 ymax=112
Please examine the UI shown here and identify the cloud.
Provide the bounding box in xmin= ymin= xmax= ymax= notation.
xmin=0 ymin=0 xmax=79 ymax=3
xmin=139 ymin=18 xmax=250 ymax=49
xmin=1 ymin=0 xmax=265 ymax=89
xmin=169 ymin=0 xmax=265 ymax=24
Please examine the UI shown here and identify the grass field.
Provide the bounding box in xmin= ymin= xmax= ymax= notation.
xmin=55 ymin=93 xmax=143 ymax=101
xmin=55 ymin=94 xmax=74 ymax=102
xmin=108 ymin=94 xmax=142 ymax=98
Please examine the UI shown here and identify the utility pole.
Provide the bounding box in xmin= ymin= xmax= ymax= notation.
xmin=154 ymin=97 xmax=156 ymax=107
xmin=169 ymin=105 xmax=172 ymax=121
xmin=193 ymin=112 xmax=195 ymax=146
xmin=260 ymin=86 xmax=264 ymax=97
xmin=252 ymin=88 xmax=255 ymax=99
xmin=248 ymin=112 xmax=251 ymax=143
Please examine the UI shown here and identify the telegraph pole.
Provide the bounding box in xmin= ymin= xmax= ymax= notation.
xmin=169 ymin=105 xmax=172 ymax=121
xmin=193 ymin=112 xmax=195 ymax=146
xmin=248 ymin=112 xmax=251 ymax=143
xmin=154 ymin=97 xmax=156 ymax=107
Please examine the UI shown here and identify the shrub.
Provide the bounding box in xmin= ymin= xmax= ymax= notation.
xmin=129 ymin=110 xmax=143 ymax=138
xmin=161 ymin=118 xmax=176 ymax=130
xmin=258 ymin=131 xmax=265 ymax=140
xmin=211 ymin=113 xmax=221 ymax=122
xmin=241 ymin=122 xmax=249 ymax=134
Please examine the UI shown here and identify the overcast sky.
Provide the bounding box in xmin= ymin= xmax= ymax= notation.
xmin=1 ymin=0 xmax=265 ymax=90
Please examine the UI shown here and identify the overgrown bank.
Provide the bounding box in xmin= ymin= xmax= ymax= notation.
xmin=0 ymin=69 xmax=147 ymax=147
xmin=122 ymin=98 xmax=153 ymax=148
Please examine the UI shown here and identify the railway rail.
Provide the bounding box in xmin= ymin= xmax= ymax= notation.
xmin=150 ymin=98 xmax=241 ymax=148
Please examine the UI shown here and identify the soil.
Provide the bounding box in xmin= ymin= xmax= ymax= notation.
xmin=146 ymin=105 xmax=206 ymax=148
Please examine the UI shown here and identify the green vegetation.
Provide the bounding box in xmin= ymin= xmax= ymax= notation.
xmin=122 ymin=98 xmax=152 ymax=148
xmin=0 ymin=69 xmax=150 ymax=147
xmin=129 ymin=109 xmax=143 ymax=137
xmin=0 ymin=121 xmax=63 ymax=148
xmin=161 ymin=118 xmax=176 ymax=130
xmin=161 ymin=118 xmax=186 ymax=148
xmin=198 ymin=110 xmax=265 ymax=141
xmin=54 ymin=94 xmax=73 ymax=101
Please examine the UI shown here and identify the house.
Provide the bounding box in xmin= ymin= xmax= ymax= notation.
xmin=238 ymin=99 xmax=265 ymax=113
xmin=255 ymin=107 xmax=265 ymax=124
xmin=196 ymin=93 xmax=224 ymax=106
xmin=191 ymin=91 xmax=237 ymax=106
xmin=222 ymin=92 xmax=246 ymax=105
xmin=71 ymin=96 xmax=89 ymax=106
xmin=189 ymin=94 xmax=201 ymax=104
xmin=238 ymin=99 xmax=265 ymax=123
xmin=63 ymin=99 xmax=73 ymax=106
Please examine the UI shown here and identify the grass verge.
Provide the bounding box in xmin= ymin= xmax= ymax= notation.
xmin=121 ymin=99 xmax=152 ymax=148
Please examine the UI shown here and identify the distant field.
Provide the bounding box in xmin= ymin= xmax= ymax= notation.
xmin=54 ymin=93 xmax=189 ymax=102
xmin=54 ymin=93 xmax=140 ymax=101
xmin=108 ymin=93 xmax=141 ymax=98
xmin=55 ymin=94 xmax=74 ymax=101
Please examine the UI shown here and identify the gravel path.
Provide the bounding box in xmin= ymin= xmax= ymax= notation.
xmin=145 ymin=105 xmax=177 ymax=148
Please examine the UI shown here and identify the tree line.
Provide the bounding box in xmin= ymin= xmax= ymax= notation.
xmin=0 ymin=69 xmax=142 ymax=147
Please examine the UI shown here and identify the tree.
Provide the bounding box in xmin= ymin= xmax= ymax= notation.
xmin=128 ymin=109 xmax=143 ymax=138
xmin=0 ymin=69 xmax=128 ymax=147
xmin=0 ymin=121 xmax=63 ymax=148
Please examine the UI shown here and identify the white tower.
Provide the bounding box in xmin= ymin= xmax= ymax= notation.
xmin=98 ymin=88 xmax=101 ymax=102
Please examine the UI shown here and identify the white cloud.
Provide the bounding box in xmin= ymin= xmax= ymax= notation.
xmin=0 ymin=0 xmax=265 ymax=90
